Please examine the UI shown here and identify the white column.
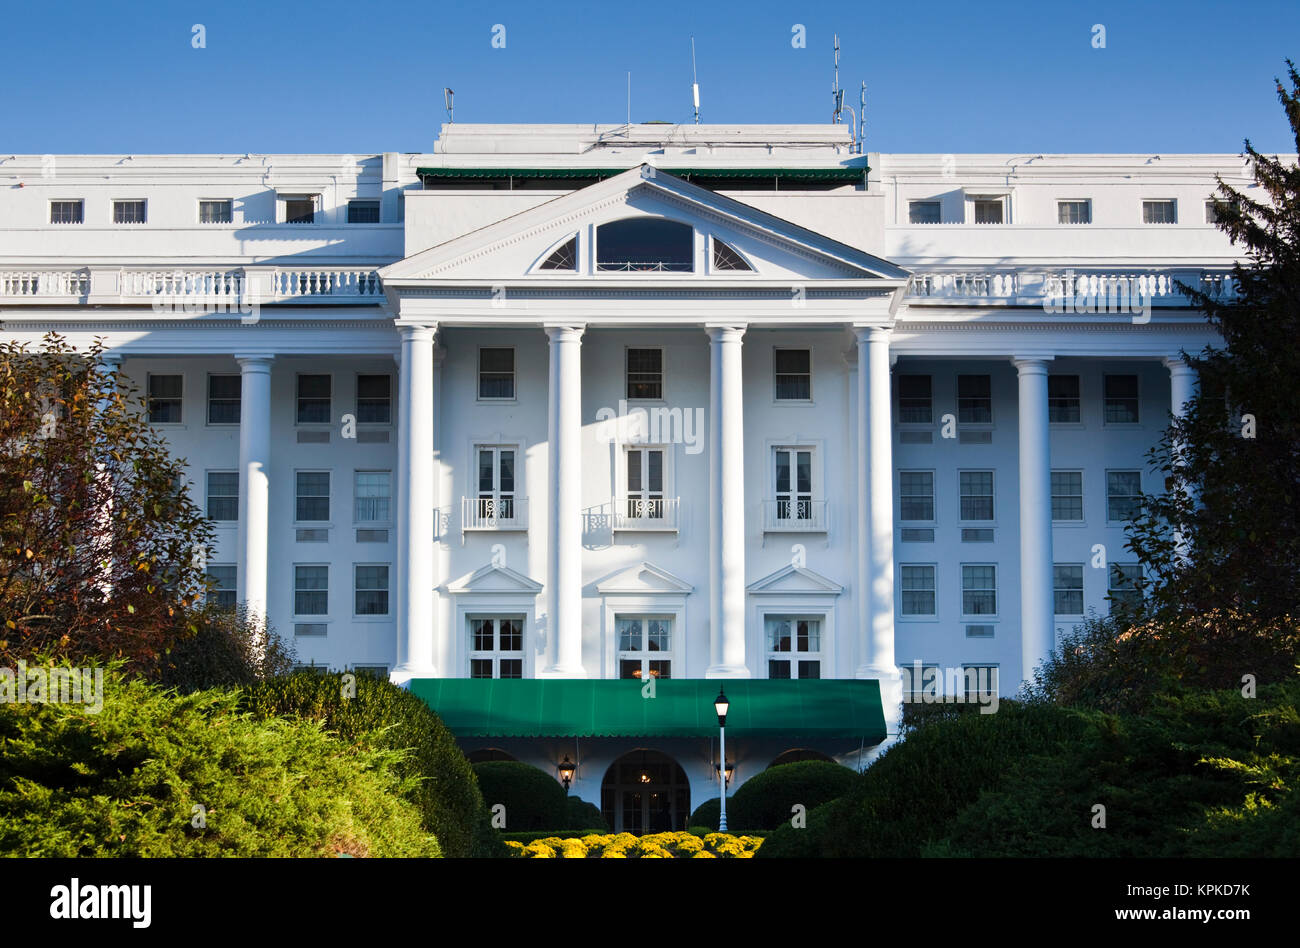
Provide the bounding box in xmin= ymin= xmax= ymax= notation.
xmin=393 ymin=324 xmax=437 ymax=680
xmin=1013 ymin=356 xmax=1055 ymax=685
xmin=1165 ymin=357 xmax=1199 ymax=562
xmin=235 ymin=354 xmax=274 ymax=629
xmin=543 ymin=323 xmax=586 ymax=677
xmin=706 ymin=324 xmax=749 ymax=677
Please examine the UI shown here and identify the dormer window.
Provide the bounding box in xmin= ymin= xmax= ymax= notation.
xmin=539 ymin=236 xmax=577 ymax=270
xmin=596 ymin=218 xmax=693 ymax=272
xmin=711 ymin=238 xmax=752 ymax=271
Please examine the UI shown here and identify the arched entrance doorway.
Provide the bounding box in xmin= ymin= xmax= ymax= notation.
xmin=601 ymin=749 xmax=690 ymax=833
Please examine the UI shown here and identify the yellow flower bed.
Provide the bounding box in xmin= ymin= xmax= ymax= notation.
xmin=505 ymin=831 xmax=763 ymax=859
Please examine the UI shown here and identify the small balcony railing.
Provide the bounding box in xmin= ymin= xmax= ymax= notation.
xmin=462 ymin=495 xmax=528 ymax=532
xmin=762 ymin=499 xmax=828 ymax=533
xmin=612 ymin=496 xmax=680 ymax=532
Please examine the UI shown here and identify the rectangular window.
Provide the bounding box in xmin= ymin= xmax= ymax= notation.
xmin=908 ymin=201 xmax=941 ymax=224
xmin=1051 ymin=471 xmax=1084 ymax=521
xmin=206 ymin=471 xmax=239 ymax=521
xmin=469 ymin=617 xmax=524 ymax=679
xmin=113 ymin=200 xmax=146 ymax=224
xmin=899 ymin=471 xmax=935 ymax=522
xmin=957 ymin=374 xmax=992 ymax=424
xmin=356 ymin=374 xmax=391 ymax=424
xmin=616 ymin=616 xmax=673 ymax=680
xmin=354 ymin=471 xmax=391 ymax=523
xmin=1107 ymin=471 xmax=1142 ymax=522
xmin=50 ymin=200 xmax=84 ymax=224
xmin=774 ymin=349 xmax=812 ymax=401
xmin=765 ymin=617 xmax=821 ymax=679
xmin=295 ymin=472 xmax=330 ymax=522
xmin=1108 ymin=563 xmax=1143 ymax=614
xmin=294 ymin=565 xmax=328 ymax=615
xmin=346 ymin=200 xmax=381 ymax=223
xmin=199 ymin=200 xmax=233 ymax=224
xmin=959 ymin=471 xmax=994 ymax=521
xmin=206 ymin=564 xmax=237 ymax=613
xmin=972 ymin=198 xmax=1004 ymax=224
xmin=207 ymin=375 xmax=241 ymax=424
xmin=475 ymin=446 xmax=516 ymax=521
xmin=1054 ymin=564 xmax=1085 ymax=615
xmin=1205 ymin=200 xmax=1222 ymax=224
xmin=1104 ymin=374 xmax=1139 ymax=423
xmin=147 ymin=374 xmax=183 ymax=423
xmin=774 ymin=447 xmax=814 ymax=521
xmin=283 ymin=195 xmax=316 ymax=224
xmin=961 ymin=564 xmax=997 ymax=616
xmin=900 ymin=565 xmax=936 ymax=616
xmin=626 ymin=348 xmax=664 ymax=400
xmin=1048 ymin=375 xmax=1080 ymax=423
xmin=354 ymin=564 xmax=389 ymax=616
xmin=1142 ymin=199 xmax=1177 ymax=224
xmin=898 ymin=374 xmax=933 ymax=424
xmin=1057 ymin=200 xmax=1091 ymax=224
xmin=626 ymin=447 xmax=666 ymax=520
xmin=478 ymin=348 xmax=515 ymax=399
xmin=296 ymin=374 xmax=331 ymax=424
xmin=963 ymin=665 xmax=1000 ymax=699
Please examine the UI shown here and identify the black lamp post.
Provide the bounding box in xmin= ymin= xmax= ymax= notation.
xmin=714 ymin=687 xmax=730 ymax=832
xmin=558 ymin=755 xmax=575 ymax=791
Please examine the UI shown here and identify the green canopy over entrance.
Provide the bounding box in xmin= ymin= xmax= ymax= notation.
xmin=408 ymin=678 xmax=886 ymax=742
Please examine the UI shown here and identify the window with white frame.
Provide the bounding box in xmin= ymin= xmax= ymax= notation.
xmin=908 ymin=201 xmax=941 ymax=224
xmin=469 ymin=617 xmax=523 ymax=678
xmin=356 ymin=374 xmax=391 ymax=424
xmin=963 ymin=664 xmax=1000 ymax=699
xmin=961 ymin=564 xmax=997 ymax=616
xmin=959 ymin=471 xmax=994 ymax=521
xmin=294 ymin=565 xmax=328 ymax=615
xmin=281 ymin=194 xmax=317 ymax=224
xmin=765 ymin=616 xmax=822 ymax=679
xmin=774 ymin=349 xmax=812 ymax=401
xmin=354 ymin=565 xmax=389 ymax=616
xmin=900 ymin=565 xmax=936 ymax=616
xmin=616 ymin=616 xmax=673 ymax=680
xmin=625 ymin=447 xmax=666 ymax=520
xmin=205 ymin=564 xmax=236 ymax=613
xmin=970 ymin=196 xmax=1005 ymax=224
xmin=1057 ymin=200 xmax=1091 ymax=224
xmin=899 ymin=471 xmax=935 ymax=521
xmin=296 ymin=374 xmax=331 ymax=424
xmin=346 ymin=200 xmax=380 ymax=223
xmin=113 ymin=200 xmax=146 ymax=224
xmin=1142 ymin=199 xmax=1177 ymax=224
xmin=207 ymin=375 xmax=241 ymax=424
xmin=1106 ymin=471 xmax=1142 ymax=522
xmin=354 ymin=471 xmax=391 ymax=523
xmin=478 ymin=348 xmax=515 ymax=399
xmin=295 ymin=472 xmax=330 ymax=522
xmin=957 ymin=374 xmax=992 ymax=424
xmin=49 ymin=200 xmax=84 ymax=224
xmin=901 ymin=662 xmax=941 ymax=700
xmin=1048 ymin=375 xmax=1080 ymax=423
xmin=1051 ymin=471 xmax=1084 ymax=521
xmin=626 ymin=348 xmax=664 ymax=400
xmin=773 ymin=447 xmax=814 ymax=521
xmin=206 ymin=471 xmax=239 ymax=521
xmin=199 ymin=199 xmax=233 ymax=224
xmin=897 ymin=374 xmax=933 ymax=423
xmin=1108 ymin=563 xmax=1143 ymax=614
xmin=1103 ymin=374 xmax=1139 ymax=423
xmin=1054 ymin=564 xmax=1085 ymax=615
xmin=475 ymin=446 xmax=516 ymax=521
xmin=147 ymin=374 xmax=183 ymax=423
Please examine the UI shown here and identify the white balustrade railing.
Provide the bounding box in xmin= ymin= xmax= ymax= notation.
xmin=462 ymin=495 xmax=528 ymax=531
xmin=612 ymin=496 xmax=680 ymax=531
xmin=762 ymin=499 xmax=829 ymax=532
xmin=0 ymin=270 xmax=89 ymax=297
xmin=0 ymin=266 xmax=382 ymax=303
xmin=907 ymin=268 xmax=1239 ymax=306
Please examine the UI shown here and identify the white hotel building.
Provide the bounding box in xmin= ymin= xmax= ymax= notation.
xmin=0 ymin=125 xmax=1242 ymax=829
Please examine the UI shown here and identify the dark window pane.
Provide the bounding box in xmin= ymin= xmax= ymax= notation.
xmin=347 ymin=200 xmax=380 ymax=223
xmin=596 ymin=218 xmax=693 ymax=272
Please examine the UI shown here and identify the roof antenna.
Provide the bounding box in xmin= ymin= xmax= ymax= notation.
xmin=627 ymin=72 xmax=632 ymax=132
xmin=691 ymin=37 xmax=701 ymax=124
xmin=832 ymin=35 xmax=843 ymax=123
xmin=859 ymin=81 xmax=867 ymax=154
xmin=443 ymin=88 xmax=454 ymax=124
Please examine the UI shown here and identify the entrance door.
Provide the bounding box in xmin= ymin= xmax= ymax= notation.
xmin=601 ymin=750 xmax=690 ymax=833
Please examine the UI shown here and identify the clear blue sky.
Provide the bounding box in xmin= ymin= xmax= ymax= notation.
xmin=4 ymin=0 xmax=1297 ymax=155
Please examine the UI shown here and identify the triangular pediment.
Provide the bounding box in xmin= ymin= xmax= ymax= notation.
xmin=446 ymin=562 xmax=544 ymax=596
xmin=596 ymin=561 xmax=694 ymax=595
xmin=380 ymin=165 xmax=909 ymax=284
xmin=747 ymin=564 xmax=844 ymax=596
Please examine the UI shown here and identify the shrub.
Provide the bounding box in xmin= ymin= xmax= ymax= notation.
xmin=0 ymin=664 xmax=439 ymax=856
xmin=688 ymin=798 xmax=720 ymax=829
xmin=243 ymin=672 xmax=501 ymax=858
xmin=471 ymin=761 xmax=568 ymax=832
xmin=564 ymin=795 xmax=608 ymax=831
xmin=159 ymin=603 xmax=297 ymax=693
xmin=726 ymin=760 xmax=857 ymax=831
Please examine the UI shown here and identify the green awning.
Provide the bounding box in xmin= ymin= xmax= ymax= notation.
xmin=415 ymin=166 xmax=866 ymax=184
xmin=408 ymin=678 xmax=885 ymax=742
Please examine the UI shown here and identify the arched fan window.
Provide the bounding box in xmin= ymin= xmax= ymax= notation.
xmin=712 ymin=238 xmax=752 ymax=271
xmin=539 ymin=236 xmax=577 ymax=271
xmin=596 ymin=218 xmax=694 ymax=272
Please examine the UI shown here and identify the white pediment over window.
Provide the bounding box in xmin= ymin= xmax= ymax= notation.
xmin=446 ymin=562 xmax=544 ymax=596
xmin=747 ymin=564 xmax=844 ymax=596
xmin=596 ymin=561 xmax=694 ymax=596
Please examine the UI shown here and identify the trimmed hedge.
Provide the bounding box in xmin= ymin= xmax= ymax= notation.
xmin=688 ymin=761 xmax=856 ymax=831
xmin=565 ymin=795 xmax=609 ymax=831
xmin=688 ymin=797 xmax=720 ymax=829
xmin=243 ymin=672 xmax=503 ymax=858
xmin=472 ymin=761 xmax=568 ymax=832
xmin=0 ymin=666 xmax=439 ymax=857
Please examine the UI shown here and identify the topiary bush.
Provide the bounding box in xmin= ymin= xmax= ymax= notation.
xmin=243 ymin=671 xmax=503 ymax=858
xmin=471 ymin=760 xmax=568 ymax=832
xmin=0 ymin=664 xmax=439 ymax=857
xmin=726 ymin=760 xmax=857 ymax=831
xmin=564 ymin=795 xmax=608 ymax=831
xmin=688 ymin=797 xmax=720 ymax=829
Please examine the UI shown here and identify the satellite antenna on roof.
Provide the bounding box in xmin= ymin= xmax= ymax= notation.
xmin=691 ymin=37 xmax=701 ymax=124
xmin=444 ymin=88 xmax=454 ymax=124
